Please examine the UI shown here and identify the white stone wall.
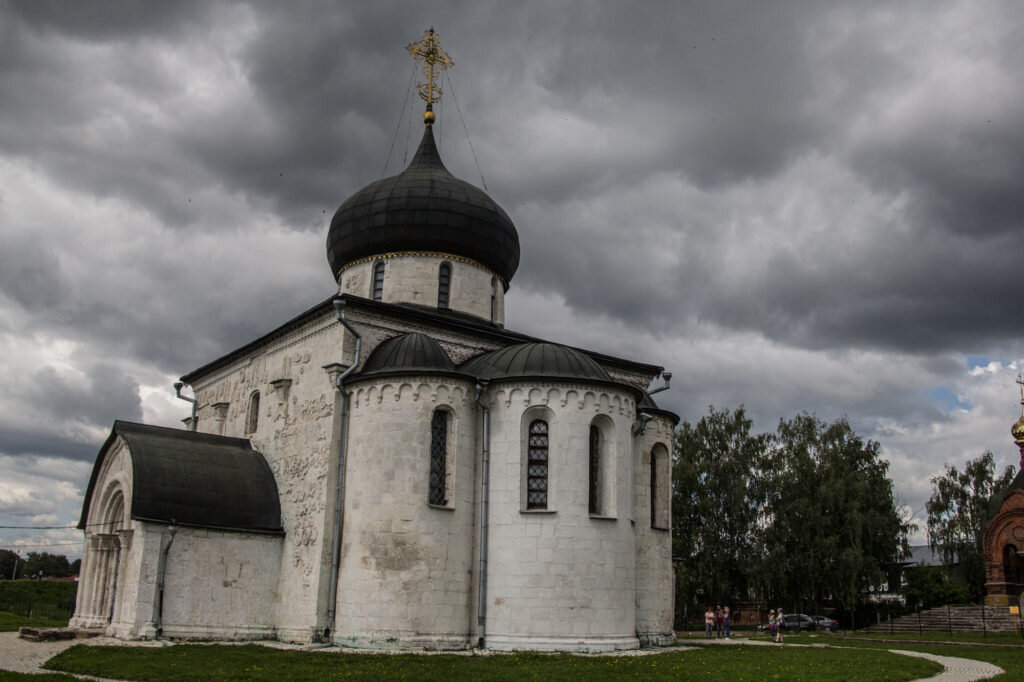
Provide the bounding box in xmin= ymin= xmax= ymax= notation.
xmin=337 ymin=254 xmax=505 ymax=326
xmin=190 ymin=314 xmax=351 ymax=642
xmin=174 ymin=300 xmax=669 ymax=650
xmin=333 ymin=376 xmax=477 ymax=649
xmin=633 ymin=415 xmax=676 ymax=645
xmin=482 ymin=382 xmax=640 ymax=652
xmin=159 ymin=527 xmax=283 ymax=640
xmin=71 ymin=438 xmax=285 ymax=642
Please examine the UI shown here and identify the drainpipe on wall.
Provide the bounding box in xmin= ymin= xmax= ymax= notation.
xmin=327 ymin=298 xmax=361 ymax=639
xmin=475 ymin=380 xmax=491 ymax=648
xmin=155 ymin=521 xmax=178 ymax=637
xmin=173 ymin=383 xmax=198 ymax=431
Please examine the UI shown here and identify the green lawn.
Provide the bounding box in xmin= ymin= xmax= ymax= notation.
xmin=0 ymin=611 xmax=70 ymax=632
xmin=40 ymin=643 xmax=941 ymax=681
xmin=815 ymin=637 xmax=1024 ymax=681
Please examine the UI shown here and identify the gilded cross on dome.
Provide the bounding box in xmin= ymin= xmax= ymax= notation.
xmin=1017 ymin=373 xmax=1024 ymax=411
xmin=406 ymin=28 xmax=453 ymax=124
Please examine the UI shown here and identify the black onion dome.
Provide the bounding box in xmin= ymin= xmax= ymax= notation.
xmin=327 ymin=126 xmax=520 ymax=286
xmin=460 ymin=342 xmax=613 ymax=383
xmin=358 ymin=332 xmax=457 ymax=377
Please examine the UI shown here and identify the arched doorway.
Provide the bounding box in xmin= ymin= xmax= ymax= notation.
xmin=1003 ymin=544 xmax=1024 ymax=598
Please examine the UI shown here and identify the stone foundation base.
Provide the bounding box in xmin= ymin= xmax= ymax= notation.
xmin=156 ymin=623 xmax=277 ymax=641
xmin=485 ymin=632 xmax=640 ymax=653
xmin=637 ymin=631 xmax=676 ymax=647
xmin=333 ymin=631 xmax=473 ymax=651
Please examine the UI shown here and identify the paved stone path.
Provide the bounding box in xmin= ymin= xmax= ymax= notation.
xmin=0 ymin=631 xmax=1006 ymax=681
xmin=891 ymin=649 xmax=1003 ymax=681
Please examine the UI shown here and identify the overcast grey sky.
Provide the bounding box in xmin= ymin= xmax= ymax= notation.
xmin=2 ymin=0 xmax=1023 ymax=558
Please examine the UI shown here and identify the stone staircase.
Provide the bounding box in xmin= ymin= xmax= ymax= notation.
xmin=862 ymin=604 xmax=1020 ymax=634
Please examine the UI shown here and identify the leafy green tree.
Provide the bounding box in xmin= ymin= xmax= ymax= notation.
xmin=760 ymin=414 xmax=911 ymax=612
xmin=0 ymin=549 xmax=22 ymax=580
xmin=926 ymin=451 xmax=1016 ymax=601
xmin=902 ymin=564 xmax=970 ymax=610
xmin=21 ymin=552 xmax=74 ymax=579
xmin=673 ymin=406 xmax=771 ymax=611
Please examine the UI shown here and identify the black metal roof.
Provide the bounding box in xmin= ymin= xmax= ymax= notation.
xmin=461 ymin=342 xmax=620 ymax=385
xmin=326 ymin=125 xmax=521 ymax=285
xmin=638 ymin=391 xmax=681 ymax=424
xmin=79 ymin=421 xmax=283 ymax=535
xmin=180 ymin=295 xmax=665 ymax=385
xmin=356 ymin=331 xmax=461 ymax=379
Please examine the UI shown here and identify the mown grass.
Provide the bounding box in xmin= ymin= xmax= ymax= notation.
xmin=815 ymin=636 xmax=1024 ymax=681
xmin=0 ymin=611 xmax=70 ymax=632
xmin=41 ymin=642 xmax=941 ymax=681
xmin=839 ymin=631 xmax=1024 ymax=645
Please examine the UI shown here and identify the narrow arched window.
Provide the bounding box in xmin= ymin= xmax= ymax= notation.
xmin=527 ymin=419 xmax=549 ymax=509
xmin=650 ymin=451 xmax=658 ymax=528
xmin=589 ymin=425 xmax=601 ymax=514
xmin=490 ymin=277 xmax=498 ymax=322
xmin=246 ymin=391 xmax=260 ymax=434
xmin=651 ymin=444 xmax=670 ymax=529
xmin=372 ymin=261 xmax=385 ymax=301
xmin=437 ymin=263 xmax=451 ymax=309
xmin=429 ymin=410 xmax=448 ymax=506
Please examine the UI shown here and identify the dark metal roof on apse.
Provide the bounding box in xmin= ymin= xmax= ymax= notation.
xmin=356 ymin=331 xmax=460 ymax=378
xmin=460 ymin=342 xmax=616 ymax=384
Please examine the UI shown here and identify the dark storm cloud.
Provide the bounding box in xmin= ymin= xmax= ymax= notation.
xmin=20 ymin=363 xmax=143 ymax=427
xmin=7 ymin=0 xmax=210 ymax=40
xmin=0 ymin=362 xmax=141 ymax=462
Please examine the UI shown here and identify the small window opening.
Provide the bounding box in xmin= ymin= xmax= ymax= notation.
xmin=429 ymin=410 xmax=448 ymax=505
xmin=372 ymin=261 xmax=385 ymax=301
xmin=438 ymin=263 xmax=451 ymax=309
xmin=527 ymin=420 xmax=549 ymax=509
xmin=247 ymin=391 xmax=260 ymax=433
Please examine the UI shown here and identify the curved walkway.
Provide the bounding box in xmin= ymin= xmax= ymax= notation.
xmin=891 ymin=649 xmax=1003 ymax=681
xmin=0 ymin=631 xmax=1005 ymax=681
xmin=687 ymin=638 xmax=1004 ymax=681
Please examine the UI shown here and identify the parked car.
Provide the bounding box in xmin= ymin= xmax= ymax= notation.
xmin=811 ymin=615 xmax=840 ymax=631
xmin=779 ymin=613 xmax=817 ymax=631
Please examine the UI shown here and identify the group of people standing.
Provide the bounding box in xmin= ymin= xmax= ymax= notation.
xmin=703 ymin=605 xmax=730 ymax=639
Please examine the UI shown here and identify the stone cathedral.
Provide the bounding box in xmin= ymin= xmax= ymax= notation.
xmin=71 ymin=31 xmax=677 ymax=652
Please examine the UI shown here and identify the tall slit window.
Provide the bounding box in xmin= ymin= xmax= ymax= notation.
xmin=437 ymin=263 xmax=451 ymax=309
xmin=589 ymin=425 xmax=601 ymax=514
xmin=650 ymin=452 xmax=658 ymax=527
xmin=246 ymin=391 xmax=260 ymax=434
xmin=651 ymin=444 xmax=670 ymax=529
xmin=372 ymin=261 xmax=385 ymax=301
xmin=490 ymin=278 xmax=498 ymax=322
xmin=527 ymin=420 xmax=549 ymax=509
xmin=429 ymin=410 xmax=448 ymax=506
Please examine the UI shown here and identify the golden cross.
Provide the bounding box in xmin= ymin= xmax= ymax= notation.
xmin=1017 ymin=372 xmax=1024 ymax=406
xmin=406 ymin=28 xmax=453 ymax=112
